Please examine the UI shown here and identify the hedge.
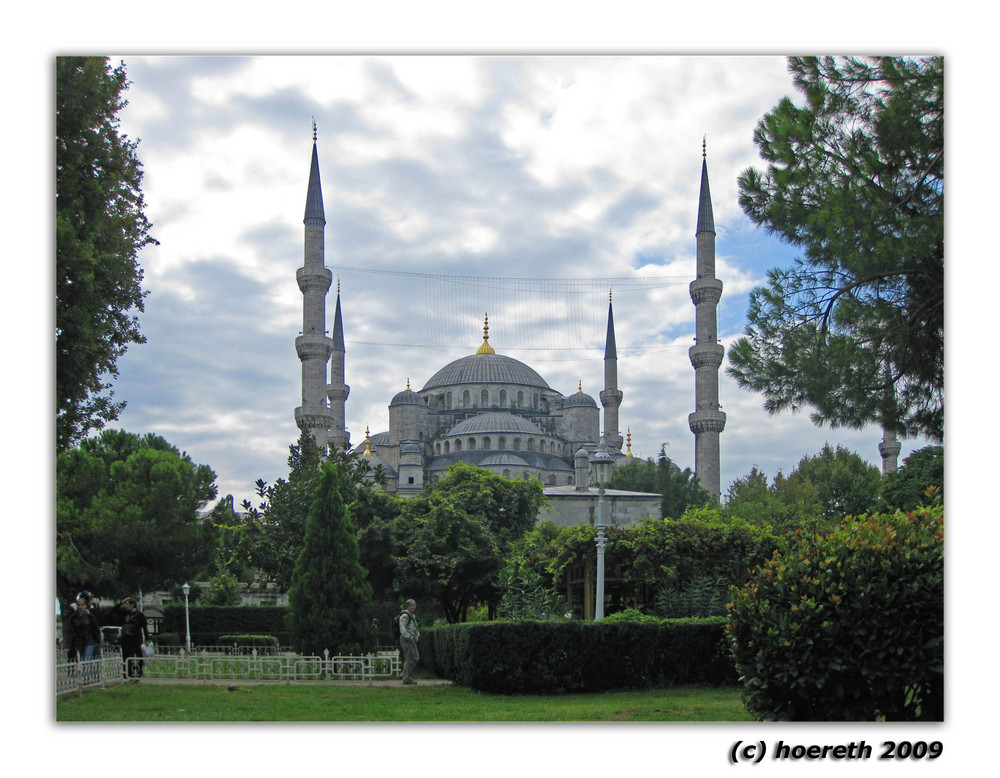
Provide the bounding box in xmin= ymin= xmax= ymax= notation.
xmin=161 ymin=604 xmax=289 ymax=645
xmin=420 ymin=618 xmax=735 ymax=694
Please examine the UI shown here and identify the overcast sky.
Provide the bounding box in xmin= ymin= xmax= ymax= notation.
xmin=99 ymin=54 xmax=935 ymax=505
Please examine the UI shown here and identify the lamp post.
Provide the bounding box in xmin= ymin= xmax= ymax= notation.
xmin=590 ymin=435 xmax=614 ymax=621
xmin=182 ymin=583 xmax=191 ymax=652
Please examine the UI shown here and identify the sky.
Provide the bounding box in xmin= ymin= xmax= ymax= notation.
xmin=100 ymin=54 xmax=935 ymax=506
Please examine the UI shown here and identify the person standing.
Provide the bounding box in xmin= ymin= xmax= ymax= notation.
xmin=398 ymin=599 xmax=420 ymax=685
xmin=113 ymin=597 xmax=149 ymax=680
xmin=66 ymin=593 xmax=100 ymax=671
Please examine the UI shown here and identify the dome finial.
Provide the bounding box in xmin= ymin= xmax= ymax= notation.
xmin=626 ymin=428 xmax=633 ymax=457
xmin=476 ymin=312 xmax=495 ymax=354
xmin=406 ymin=378 xmax=411 ymax=391
xmin=578 ymin=380 xmax=583 ymax=393
xmin=313 ymin=118 xmax=318 ymax=143
xmin=702 ymin=134 xmax=706 ymax=159
xmin=363 ymin=426 xmax=372 ymax=456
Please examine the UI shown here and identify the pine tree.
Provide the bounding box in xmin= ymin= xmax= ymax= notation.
xmin=287 ymin=462 xmax=374 ymax=655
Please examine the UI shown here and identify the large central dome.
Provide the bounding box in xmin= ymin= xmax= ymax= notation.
xmin=420 ymin=352 xmax=551 ymax=391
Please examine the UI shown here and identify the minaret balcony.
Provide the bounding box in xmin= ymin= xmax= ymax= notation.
xmin=326 ymin=383 xmax=351 ymax=403
xmin=295 ymin=405 xmax=334 ymax=430
xmin=599 ymin=388 xmax=623 ymax=407
xmin=296 ymin=265 xmax=333 ymax=294
xmin=689 ymin=277 xmax=723 ymax=306
xmin=688 ymin=409 xmax=727 ymax=434
xmin=295 ymin=333 xmax=334 ymax=360
xmin=688 ymin=342 xmax=725 ymax=369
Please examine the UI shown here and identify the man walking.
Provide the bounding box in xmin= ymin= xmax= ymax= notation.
xmin=399 ymin=599 xmax=420 ymax=685
xmin=112 ymin=597 xmax=149 ymax=680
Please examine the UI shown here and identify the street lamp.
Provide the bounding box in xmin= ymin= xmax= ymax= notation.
xmin=182 ymin=582 xmax=191 ymax=652
xmin=590 ymin=435 xmax=614 ymax=621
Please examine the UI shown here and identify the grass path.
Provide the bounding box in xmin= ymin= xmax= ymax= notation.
xmin=56 ymin=682 xmax=753 ymax=722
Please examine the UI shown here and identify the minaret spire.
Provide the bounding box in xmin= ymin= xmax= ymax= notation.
xmin=600 ymin=291 xmax=624 ymax=453
xmin=688 ymin=143 xmax=726 ymax=499
xmin=295 ymin=126 xmax=346 ymax=450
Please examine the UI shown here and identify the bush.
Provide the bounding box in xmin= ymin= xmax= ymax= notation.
xmin=421 ymin=618 xmax=735 ymax=694
xmin=218 ymin=634 xmax=280 ymax=652
xmin=728 ymin=507 xmax=943 ymax=721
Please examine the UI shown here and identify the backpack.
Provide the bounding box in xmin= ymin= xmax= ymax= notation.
xmin=391 ymin=610 xmax=409 ymax=640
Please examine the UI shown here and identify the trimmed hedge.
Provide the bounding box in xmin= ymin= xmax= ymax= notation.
xmin=162 ymin=604 xmax=290 ymax=645
xmin=420 ymin=618 xmax=735 ymax=694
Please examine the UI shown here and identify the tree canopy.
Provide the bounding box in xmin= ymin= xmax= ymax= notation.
xmin=730 ymin=56 xmax=943 ymax=442
xmin=56 ymin=429 xmax=217 ymax=603
xmin=56 ymin=57 xmax=156 ymax=451
xmin=609 ymin=447 xmax=712 ymax=518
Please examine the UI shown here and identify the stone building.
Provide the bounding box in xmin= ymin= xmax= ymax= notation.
xmin=294 ymin=129 xmax=725 ymax=522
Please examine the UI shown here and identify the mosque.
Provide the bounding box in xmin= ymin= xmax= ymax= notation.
xmin=293 ymin=127 xmax=728 ymax=526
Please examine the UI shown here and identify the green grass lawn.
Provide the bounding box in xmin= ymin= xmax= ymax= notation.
xmin=56 ymin=682 xmax=753 ymax=722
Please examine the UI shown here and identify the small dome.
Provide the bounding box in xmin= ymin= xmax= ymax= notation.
xmin=400 ymin=441 xmax=422 ymax=455
xmin=390 ymin=388 xmax=426 ymax=407
xmin=563 ymin=391 xmax=598 ymax=409
xmin=448 ymin=412 xmax=544 ymax=437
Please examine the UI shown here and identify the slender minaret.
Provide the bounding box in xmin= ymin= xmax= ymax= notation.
xmin=327 ymin=280 xmax=350 ymax=451
xmin=294 ymin=123 xmax=337 ymax=449
xmin=600 ymin=291 xmax=624 ymax=453
xmin=688 ymin=139 xmax=726 ymax=499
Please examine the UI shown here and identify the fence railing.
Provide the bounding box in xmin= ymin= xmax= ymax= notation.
xmin=56 ymin=649 xmax=125 ymax=697
xmin=56 ymin=647 xmax=400 ymax=694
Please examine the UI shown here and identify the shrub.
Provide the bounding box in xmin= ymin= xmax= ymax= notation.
xmin=728 ymin=507 xmax=943 ymax=721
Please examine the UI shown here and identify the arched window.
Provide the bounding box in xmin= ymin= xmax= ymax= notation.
xmin=548 ymin=475 xmax=556 ymax=485
xmin=513 ymin=438 xmax=521 ymax=451
xmin=533 ymin=393 xmax=539 ymax=408
xmin=498 ymin=437 xmax=506 ymax=450
xmin=527 ymin=439 xmax=535 ymax=452
xmin=538 ymin=440 xmax=545 ymax=453
xmin=517 ymin=391 xmax=524 ymax=407
xmin=481 ymin=389 xmax=489 ymax=406
xmin=435 ymin=443 xmax=441 ymax=455
xmin=463 ymin=390 xmax=471 ymax=407
xmin=503 ymin=469 xmax=510 ymax=478
xmin=468 ymin=438 xmax=476 ymax=450
xmin=483 ymin=437 xmax=491 ymax=450
xmin=455 ymin=439 xmax=462 ymax=451
xmin=446 ymin=392 xmax=452 ymax=409
xmin=444 ymin=441 xmax=450 ymax=453
xmin=500 ymin=389 xmax=507 ymax=406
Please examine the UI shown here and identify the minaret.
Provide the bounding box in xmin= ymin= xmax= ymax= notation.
xmin=327 ymin=280 xmax=350 ymax=451
xmin=600 ymin=291 xmax=624 ymax=453
xmin=879 ymin=426 xmax=902 ymax=474
xmin=688 ymin=139 xmax=726 ymax=499
xmin=294 ymin=122 xmax=337 ymax=449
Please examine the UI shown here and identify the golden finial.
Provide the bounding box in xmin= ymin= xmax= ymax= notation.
xmin=363 ymin=426 xmax=372 ymax=456
xmin=476 ymin=312 xmax=495 ymax=355
xmin=626 ymin=429 xmax=633 ymax=457
xmin=577 ymin=380 xmax=583 ymax=394
xmin=405 ymin=378 xmax=411 ymax=391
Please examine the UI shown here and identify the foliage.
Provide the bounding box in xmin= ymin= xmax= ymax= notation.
xmin=728 ymin=507 xmax=943 ymax=721
xmin=495 ymin=564 xmax=568 ymax=621
xmin=730 ymin=56 xmax=944 ymax=441
xmin=162 ymin=604 xmax=288 ymax=639
xmin=287 ymin=462 xmax=375 ymax=655
xmin=787 ymin=444 xmax=882 ymax=517
xmin=56 ymin=429 xmax=217 ymax=603
xmin=654 ymin=573 xmax=729 ymax=618
xmin=723 ymin=466 xmax=822 ymax=528
xmin=610 ymin=447 xmax=713 ymax=518
xmin=236 ymin=432 xmax=388 ymax=589
xmin=880 ymin=445 xmax=944 ymax=511
xmin=421 ymin=618 xmax=735 ymax=694
xmin=364 ymin=464 xmax=547 ymax=622
xmin=201 ymin=563 xmax=243 ymax=606
xmin=56 ymin=57 xmax=157 ymax=451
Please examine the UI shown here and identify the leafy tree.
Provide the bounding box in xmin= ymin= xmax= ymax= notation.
xmin=237 ymin=432 xmax=386 ymax=589
xmin=287 ymin=462 xmax=374 ymax=655
xmin=730 ymin=56 xmax=943 ymax=442
xmin=610 ymin=447 xmax=712 ymax=518
xmin=56 ymin=57 xmax=156 ymax=451
xmin=495 ymin=563 xmax=568 ymax=621
xmin=56 ymin=429 xmax=217 ymax=603
xmin=880 ymin=445 xmax=944 ymax=511
xmin=723 ymin=466 xmax=824 ymax=529
xmin=785 ymin=443 xmax=882 ymax=517
xmin=201 ymin=562 xmax=243 ymax=606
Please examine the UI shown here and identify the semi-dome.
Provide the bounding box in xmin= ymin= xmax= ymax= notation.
xmin=420 ymin=352 xmax=551 ymax=391
xmin=447 ymin=412 xmax=544 ymax=437
xmin=479 ymin=452 xmax=531 ymax=468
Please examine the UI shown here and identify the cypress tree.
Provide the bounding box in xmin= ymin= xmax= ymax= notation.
xmin=287 ymin=461 xmax=374 ymax=655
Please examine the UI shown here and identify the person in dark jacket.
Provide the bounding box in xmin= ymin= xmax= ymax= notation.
xmin=66 ymin=593 xmax=100 ymax=664
xmin=112 ymin=597 xmax=149 ymax=680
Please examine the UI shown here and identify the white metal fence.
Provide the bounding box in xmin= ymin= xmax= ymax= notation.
xmin=56 ymin=647 xmax=401 ymax=696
